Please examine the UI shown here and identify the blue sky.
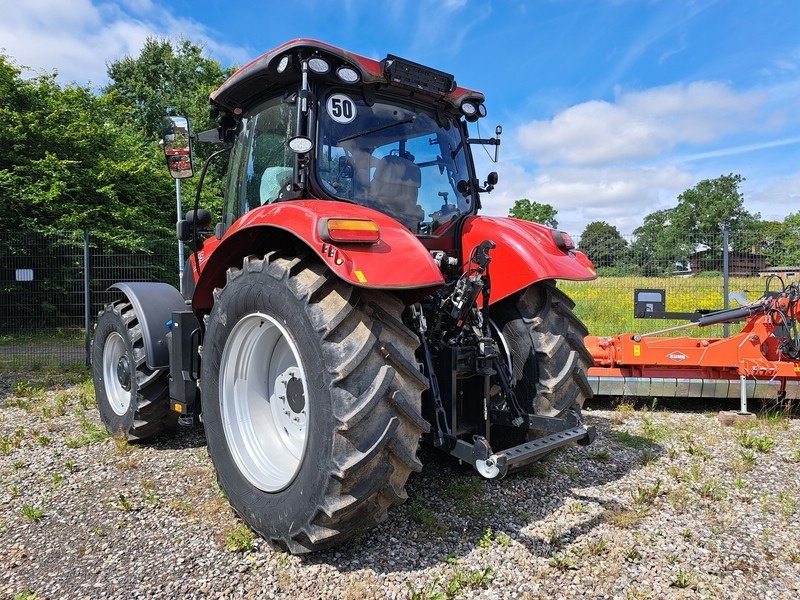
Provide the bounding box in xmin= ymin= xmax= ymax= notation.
xmin=1 ymin=0 xmax=798 ymax=235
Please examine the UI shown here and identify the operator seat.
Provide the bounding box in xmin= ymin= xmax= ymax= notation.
xmin=370 ymin=155 xmax=425 ymax=231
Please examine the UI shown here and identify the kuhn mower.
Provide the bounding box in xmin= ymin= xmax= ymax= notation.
xmin=585 ymin=280 xmax=800 ymax=405
xmin=91 ymin=39 xmax=597 ymax=553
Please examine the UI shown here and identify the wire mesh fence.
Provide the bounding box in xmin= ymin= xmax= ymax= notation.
xmin=564 ymin=229 xmax=800 ymax=338
xmin=2 ymin=226 xmax=799 ymax=372
xmin=0 ymin=230 xmax=178 ymax=372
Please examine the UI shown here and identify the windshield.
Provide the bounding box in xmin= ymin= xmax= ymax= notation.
xmin=317 ymin=93 xmax=473 ymax=234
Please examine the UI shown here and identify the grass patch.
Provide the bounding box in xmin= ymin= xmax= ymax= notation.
xmin=21 ymin=504 xmax=45 ymax=523
xmin=549 ymin=551 xmax=576 ymax=571
xmin=65 ymin=419 xmax=110 ymax=448
xmin=443 ymin=476 xmax=492 ymax=519
xmin=225 ymin=523 xmax=256 ymax=553
xmin=407 ymin=496 xmax=448 ymax=535
xmin=642 ymin=417 xmax=671 ymax=441
xmin=585 ymin=448 xmax=610 ymax=462
xmin=737 ymin=431 xmax=775 ymax=453
xmin=614 ymin=430 xmax=654 ymax=449
xmin=606 ymin=507 xmax=647 ymax=528
xmin=559 ymin=276 xmax=758 ymax=338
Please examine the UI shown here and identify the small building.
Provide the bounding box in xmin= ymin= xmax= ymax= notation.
xmin=687 ymin=250 xmax=766 ymax=276
xmin=758 ymin=266 xmax=800 ymax=281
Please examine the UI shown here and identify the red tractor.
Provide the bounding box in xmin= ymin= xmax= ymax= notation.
xmin=92 ymin=39 xmax=597 ymax=553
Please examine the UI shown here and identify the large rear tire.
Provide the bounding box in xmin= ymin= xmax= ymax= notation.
xmin=489 ymin=281 xmax=593 ymax=453
xmin=201 ymin=251 xmax=428 ymax=553
xmin=92 ymin=301 xmax=176 ymax=440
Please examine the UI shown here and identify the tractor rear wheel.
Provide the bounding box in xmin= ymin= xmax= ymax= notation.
xmin=92 ymin=301 xmax=176 ymax=440
xmin=489 ymin=280 xmax=593 ymax=456
xmin=201 ymin=251 xmax=428 ymax=553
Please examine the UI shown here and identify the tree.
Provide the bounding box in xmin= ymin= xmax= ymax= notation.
xmin=631 ymin=209 xmax=687 ymax=276
xmin=632 ymin=174 xmax=760 ymax=274
xmin=104 ymin=38 xmax=237 ymax=216
xmin=509 ymin=199 xmax=558 ymax=227
xmin=670 ymin=173 xmax=759 ymax=248
xmin=105 ymin=38 xmax=234 ymax=141
xmin=0 ymin=55 xmax=174 ymax=241
xmin=578 ymin=221 xmax=628 ymax=269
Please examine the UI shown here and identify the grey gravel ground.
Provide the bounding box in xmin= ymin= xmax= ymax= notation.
xmin=1 ymin=375 xmax=799 ymax=599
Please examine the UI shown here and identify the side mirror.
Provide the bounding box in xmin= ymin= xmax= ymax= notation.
xmin=161 ymin=116 xmax=194 ymax=179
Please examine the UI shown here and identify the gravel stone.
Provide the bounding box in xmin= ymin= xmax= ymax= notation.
xmin=1 ymin=381 xmax=799 ymax=598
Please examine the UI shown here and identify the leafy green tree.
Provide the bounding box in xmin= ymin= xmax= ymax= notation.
xmin=670 ymin=173 xmax=759 ymax=249
xmin=104 ymin=38 xmax=237 ymax=217
xmin=508 ymin=199 xmax=558 ymax=227
xmin=0 ymin=55 xmax=174 ymax=242
xmin=578 ymin=221 xmax=628 ymax=268
xmin=779 ymin=212 xmax=800 ymax=265
xmin=630 ymin=209 xmax=688 ymax=275
xmin=105 ymin=38 xmax=233 ymax=141
xmin=631 ymin=174 xmax=760 ymax=274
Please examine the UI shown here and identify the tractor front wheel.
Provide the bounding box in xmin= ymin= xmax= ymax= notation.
xmin=490 ymin=280 xmax=593 ymax=455
xmin=201 ymin=252 xmax=428 ymax=553
xmin=92 ymin=301 xmax=176 ymax=440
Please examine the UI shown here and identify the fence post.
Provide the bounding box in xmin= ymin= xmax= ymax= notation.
xmin=722 ymin=225 xmax=729 ymax=338
xmin=84 ymin=229 xmax=91 ymax=367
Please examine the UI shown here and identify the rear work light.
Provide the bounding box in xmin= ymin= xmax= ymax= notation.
xmin=552 ymin=230 xmax=575 ymax=251
xmin=320 ymin=218 xmax=381 ymax=243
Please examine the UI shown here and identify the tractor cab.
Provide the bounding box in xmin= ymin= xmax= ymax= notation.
xmin=174 ymin=39 xmax=500 ymax=240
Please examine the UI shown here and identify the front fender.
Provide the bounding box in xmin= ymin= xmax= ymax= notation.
xmin=193 ymin=200 xmax=445 ymax=310
xmin=461 ymin=216 xmax=596 ymax=304
xmin=109 ymin=282 xmax=186 ymax=369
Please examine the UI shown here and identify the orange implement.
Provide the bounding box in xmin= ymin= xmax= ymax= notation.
xmin=584 ymin=289 xmax=800 ymax=400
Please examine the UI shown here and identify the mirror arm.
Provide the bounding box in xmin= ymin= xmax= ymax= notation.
xmin=190 ymin=146 xmax=232 ymax=274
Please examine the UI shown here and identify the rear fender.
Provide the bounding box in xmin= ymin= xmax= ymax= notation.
xmin=192 ymin=200 xmax=445 ymax=310
xmin=108 ymin=282 xmax=187 ymax=369
xmin=461 ymin=216 xmax=596 ymax=304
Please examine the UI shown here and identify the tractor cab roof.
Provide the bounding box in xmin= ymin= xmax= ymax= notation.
xmin=210 ymin=38 xmax=485 ymax=117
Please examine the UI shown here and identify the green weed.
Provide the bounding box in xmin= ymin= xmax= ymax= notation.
xmin=408 ymin=497 xmax=448 ymax=535
xmin=225 ymin=524 xmax=256 ymax=553
xmin=631 ymin=479 xmax=662 ymax=506
xmin=737 ymin=431 xmax=775 ymax=453
xmin=65 ymin=420 xmax=110 ymax=448
xmin=671 ymin=568 xmax=697 ymax=589
xmin=585 ymin=448 xmax=610 ymax=462
xmin=699 ymin=479 xmax=725 ymax=501
xmin=549 ymin=551 xmax=576 ymax=571
xmin=21 ymin=504 xmax=45 ymax=523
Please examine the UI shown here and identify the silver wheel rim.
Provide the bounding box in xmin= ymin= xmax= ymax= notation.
xmin=103 ymin=331 xmax=132 ymax=416
xmin=219 ymin=312 xmax=310 ymax=492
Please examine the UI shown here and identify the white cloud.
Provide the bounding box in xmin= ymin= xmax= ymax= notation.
xmin=516 ymin=82 xmax=764 ymax=165
xmin=480 ymin=162 xmax=693 ymax=235
xmin=0 ymin=0 xmax=248 ymax=86
xmin=745 ymin=172 xmax=800 ymax=222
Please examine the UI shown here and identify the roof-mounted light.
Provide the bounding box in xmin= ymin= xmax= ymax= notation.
xmin=336 ymin=66 xmax=360 ymax=83
xmin=477 ymin=104 xmax=487 ymax=118
xmin=461 ymin=101 xmax=477 ymax=117
xmin=308 ymin=57 xmax=330 ymax=74
xmin=276 ymin=55 xmax=291 ymax=74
